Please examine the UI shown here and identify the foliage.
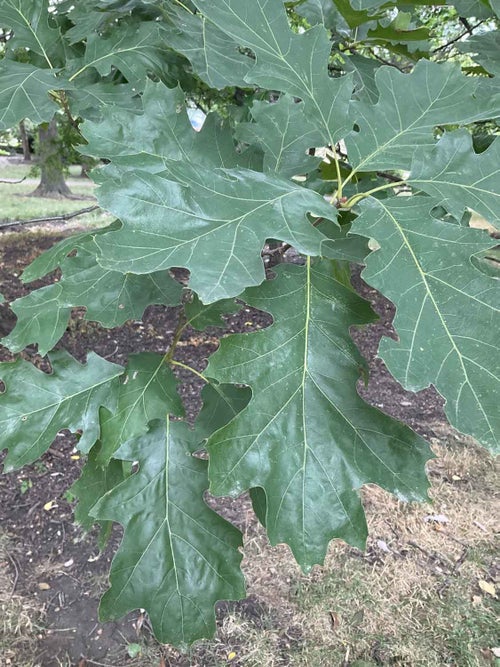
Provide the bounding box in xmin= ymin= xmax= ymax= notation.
xmin=0 ymin=0 xmax=499 ymax=648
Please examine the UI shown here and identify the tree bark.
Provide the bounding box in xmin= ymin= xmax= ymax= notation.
xmin=19 ymin=120 xmax=31 ymax=161
xmin=31 ymin=117 xmax=72 ymax=198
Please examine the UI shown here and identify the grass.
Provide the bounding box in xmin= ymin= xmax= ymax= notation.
xmin=0 ymin=159 xmax=111 ymax=227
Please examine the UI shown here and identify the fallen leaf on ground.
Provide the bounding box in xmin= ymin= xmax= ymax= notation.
xmin=478 ymin=580 xmax=497 ymax=598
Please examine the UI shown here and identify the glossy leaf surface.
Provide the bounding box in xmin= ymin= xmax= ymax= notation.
xmin=92 ymin=419 xmax=246 ymax=646
xmin=97 ymin=353 xmax=184 ymax=463
xmin=0 ymin=352 xmax=123 ymax=471
xmin=352 ymin=197 xmax=499 ymax=453
xmin=207 ymin=260 xmax=432 ymax=569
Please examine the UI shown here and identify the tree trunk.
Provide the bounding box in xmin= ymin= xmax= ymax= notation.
xmin=31 ymin=117 xmax=72 ymax=198
xmin=19 ymin=120 xmax=31 ymax=161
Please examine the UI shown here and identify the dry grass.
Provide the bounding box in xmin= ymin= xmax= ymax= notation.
xmin=0 ymin=535 xmax=45 ymax=667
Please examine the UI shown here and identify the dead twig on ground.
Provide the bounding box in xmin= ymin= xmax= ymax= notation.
xmin=0 ymin=176 xmax=26 ymax=184
xmin=0 ymin=205 xmax=100 ymax=230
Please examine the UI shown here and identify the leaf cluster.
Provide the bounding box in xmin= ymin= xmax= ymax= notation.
xmin=0 ymin=0 xmax=499 ymax=647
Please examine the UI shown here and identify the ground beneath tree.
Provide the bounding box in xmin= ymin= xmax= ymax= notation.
xmin=0 ymin=226 xmax=496 ymax=667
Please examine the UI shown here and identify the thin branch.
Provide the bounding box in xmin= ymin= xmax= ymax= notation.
xmin=376 ymin=170 xmax=404 ymax=183
xmin=459 ymin=16 xmax=474 ymax=35
xmin=432 ymin=20 xmax=486 ymax=53
xmin=0 ymin=205 xmax=99 ymax=230
xmin=366 ymin=48 xmax=408 ymax=73
xmin=346 ymin=180 xmax=406 ymax=208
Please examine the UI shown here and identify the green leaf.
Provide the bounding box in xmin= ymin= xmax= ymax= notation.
xmin=410 ymin=131 xmax=500 ymax=227
xmin=71 ymin=441 xmax=127 ymax=541
xmin=162 ymin=5 xmax=253 ymax=88
xmin=345 ymin=54 xmax=380 ymax=103
xmin=348 ymin=60 xmax=500 ymax=172
xmin=0 ymin=62 xmax=64 ymax=130
xmin=98 ymin=353 xmax=184 ymax=463
xmin=69 ymin=22 xmax=168 ymax=87
xmin=21 ymin=221 xmax=120 ymax=283
xmin=352 ymin=196 xmax=499 ymax=453
xmin=235 ymin=95 xmax=324 ymax=178
xmin=1 ymin=283 xmax=70 ymax=356
xmin=206 ymin=260 xmax=432 ymax=569
xmin=4 ymin=247 xmax=183 ymax=355
xmin=293 ymin=0 xmax=348 ymax=30
xmin=350 ymin=0 xmax=439 ymax=10
xmin=92 ymin=419 xmax=246 ymax=646
xmin=0 ymin=0 xmax=61 ymax=66
xmin=81 ymin=81 xmax=244 ymax=170
xmin=59 ymin=252 xmax=183 ymax=327
xmin=0 ymin=352 xmax=123 ymax=471
xmin=94 ymin=164 xmax=338 ymax=303
xmin=68 ymin=82 xmax=141 ymax=121
xmin=62 ymin=5 xmax=116 ymax=44
xmin=333 ymin=0 xmax=381 ymax=28
xmin=193 ymin=0 xmax=353 ymax=145
xmin=451 ymin=0 xmax=495 ymax=19
xmin=366 ymin=22 xmax=430 ymax=44
xmin=457 ymin=30 xmax=500 ymax=78
xmin=185 ymin=294 xmax=241 ymax=331
xmin=192 ymin=383 xmax=252 ymax=443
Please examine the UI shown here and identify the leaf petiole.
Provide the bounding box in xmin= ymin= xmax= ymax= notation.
xmin=345 ymin=180 xmax=406 ymax=208
xmin=169 ymin=360 xmax=209 ymax=384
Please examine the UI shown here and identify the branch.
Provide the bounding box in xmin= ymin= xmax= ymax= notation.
xmin=432 ymin=20 xmax=486 ymax=54
xmin=366 ymin=48 xmax=408 ymax=73
xmin=459 ymin=17 xmax=474 ymax=35
xmin=0 ymin=205 xmax=100 ymax=230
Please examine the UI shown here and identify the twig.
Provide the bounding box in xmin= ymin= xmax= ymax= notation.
xmin=366 ymin=48 xmax=408 ymax=73
xmin=5 ymin=550 xmax=20 ymax=597
xmin=0 ymin=205 xmax=99 ymax=229
xmin=432 ymin=20 xmax=486 ymax=53
xmin=0 ymin=176 xmax=26 ymax=184
xmin=408 ymin=540 xmax=455 ymax=568
xmin=459 ymin=16 xmax=474 ymax=35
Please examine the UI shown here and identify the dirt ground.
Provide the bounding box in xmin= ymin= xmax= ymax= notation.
xmin=0 ymin=225 xmax=498 ymax=667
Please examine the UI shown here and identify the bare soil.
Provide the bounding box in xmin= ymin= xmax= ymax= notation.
xmin=0 ymin=227 xmax=496 ymax=667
